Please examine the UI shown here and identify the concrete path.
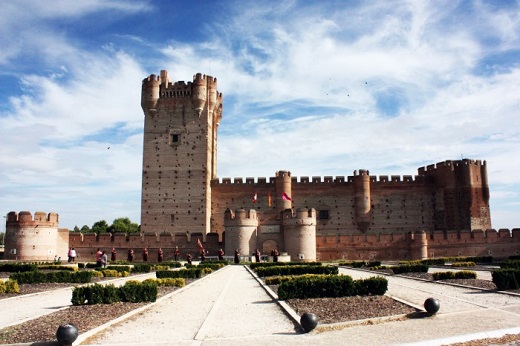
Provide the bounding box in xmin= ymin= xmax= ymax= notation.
xmin=3 ymin=265 xmax=520 ymax=345
xmin=0 ymin=273 xmax=156 ymax=329
xmin=79 ymin=265 xmax=298 ymax=345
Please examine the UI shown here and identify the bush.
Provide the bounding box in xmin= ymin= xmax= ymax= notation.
xmin=144 ymin=278 xmax=185 ymax=287
xmin=265 ymin=274 xmax=328 ymax=285
xmin=451 ymin=262 xmax=475 ymax=267
xmin=278 ymin=275 xmax=356 ymax=300
xmin=71 ymin=280 xmax=157 ymax=305
xmin=249 ymin=262 xmax=322 ymax=270
xmin=354 ymin=277 xmax=388 ymax=296
xmin=197 ymin=263 xmax=225 ymax=270
xmin=100 ymin=269 xmax=121 ymax=277
xmin=37 ymin=264 xmax=77 ymax=271
xmin=432 ymin=271 xmax=477 ymax=280
xmin=0 ymin=279 xmax=20 ymax=294
xmin=500 ymin=260 xmax=520 ymax=269
xmin=103 ymin=265 xmax=132 ymax=273
xmin=492 ymin=269 xmax=520 ymax=290
xmin=132 ymin=264 xmax=152 ymax=273
xmin=156 ymin=268 xmax=202 ymax=279
xmin=391 ymin=264 xmax=429 ymax=274
xmin=0 ymin=263 xmax=38 ymax=272
xmin=119 ymin=280 xmax=157 ymax=303
xmin=10 ymin=270 xmax=94 ymax=284
xmin=255 ymin=265 xmax=337 ymax=278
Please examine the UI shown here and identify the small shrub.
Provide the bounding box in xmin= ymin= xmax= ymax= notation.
xmin=0 ymin=263 xmax=38 ymax=272
xmin=492 ymin=269 xmax=520 ymax=290
xmin=432 ymin=270 xmax=476 ymax=280
xmin=156 ymin=268 xmax=202 ymax=279
xmin=451 ymin=262 xmax=475 ymax=267
xmin=2 ymin=280 xmax=20 ymax=294
xmin=391 ymin=264 xmax=429 ymax=274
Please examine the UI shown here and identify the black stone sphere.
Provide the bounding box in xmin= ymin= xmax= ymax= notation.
xmin=300 ymin=312 xmax=318 ymax=332
xmin=424 ymin=297 xmax=440 ymax=315
xmin=56 ymin=323 xmax=79 ymax=345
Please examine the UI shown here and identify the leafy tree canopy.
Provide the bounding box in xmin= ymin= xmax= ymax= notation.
xmin=80 ymin=225 xmax=90 ymax=232
xmin=108 ymin=217 xmax=140 ymax=233
xmin=91 ymin=220 xmax=109 ymax=235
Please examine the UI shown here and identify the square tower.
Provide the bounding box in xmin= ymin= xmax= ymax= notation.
xmin=140 ymin=71 xmax=222 ymax=235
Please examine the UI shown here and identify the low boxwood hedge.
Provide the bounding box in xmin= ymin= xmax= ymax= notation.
xmin=277 ymin=275 xmax=387 ymax=300
xmin=249 ymin=262 xmax=322 ymax=270
xmin=391 ymin=264 xmax=429 ymax=274
xmin=10 ymin=270 xmax=94 ymax=284
xmin=492 ymin=269 xmax=520 ymax=290
xmin=156 ymin=268 xmax=202 ymax=279
xmin=255 ymin=265 xmax=337 ymax=278
xmin=432 ymin=270 xmax=477 ymax=280
xmin=0 ymin=279 xmax=20 ymax=294
xmin=71 ymin=280 xmax=158 ymax=305
xmin=0 ymin=263 xmax=38 ymax=272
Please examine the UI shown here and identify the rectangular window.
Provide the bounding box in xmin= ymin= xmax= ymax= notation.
xmin=318 ymin=210 xmax=330 ymax=219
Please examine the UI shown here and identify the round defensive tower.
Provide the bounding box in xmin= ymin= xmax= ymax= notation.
xmin=223 ymin=208 xmax=259 ymax=258
xmin=353 ymin=169 xmax=371 ymax=232
xmin=282 ymin=208 xmax=317 ymax=262
xmin=5 ymin=211 xmax=60 ymax=261
xmin=275 ymin=170 xmax=292 ymax=214
xmin=141 ymin=72 xmax=163 ymax=112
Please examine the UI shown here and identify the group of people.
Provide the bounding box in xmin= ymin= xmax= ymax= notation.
xmin=66 ymin=246 xmax=278 ymax=265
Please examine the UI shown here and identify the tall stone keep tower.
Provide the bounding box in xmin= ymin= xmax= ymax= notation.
xmin=140 ymin=71 xmax=223 ymax=235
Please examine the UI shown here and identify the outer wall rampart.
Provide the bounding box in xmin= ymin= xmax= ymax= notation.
xmin=316 ymin=229 xmax=520 ymax=261
xmin=68 ymin=231 xmax=223 ymax=262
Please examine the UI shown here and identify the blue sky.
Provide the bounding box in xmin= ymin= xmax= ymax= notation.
xmin=1 ymin=0 xmax=519 ymax=230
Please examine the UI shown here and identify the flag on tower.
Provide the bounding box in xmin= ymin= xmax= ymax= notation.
xmin=268 ymin=192 xmax=272 ymax=206
xmin=282 ymin=192 xmax=292 ymax=201
xmin=252 ymin=192 xmax=258 ymax=203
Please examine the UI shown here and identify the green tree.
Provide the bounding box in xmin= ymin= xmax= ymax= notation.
xmin=108 ymin=217 xmax=140 ymax=234
xmin=80 ymin=225 xmax=91 ymax=233
xmin=73 ymin=225 xmax=80 ymax=232
xmin=91 ymin=220 xmax=109 ymax=235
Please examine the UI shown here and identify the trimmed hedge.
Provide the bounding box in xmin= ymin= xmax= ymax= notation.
xmin=277 ymin=275 xmax=388 ymax=300
xmin=10 ymin=270 xmax=94 ymax=284
xmin=0 ymin=280 xmax=20 ymax=294
xmin=500 ymin=260 xmax=520 ymax=269
xmin=37 ymin=264 xmax=76 ymax=271
xmin=99 ymin=269 xmax=130 ymax=277
xmin=492 ymin=269 xmax=520 ymax=290
xmin=450 ymin=262 xmax=475 ymax=267
xmin=71 ymin=280 xmax=158 ymax=305
xmin=264 ymin=274 xmax=328 ymax=285
xmin=145 ymin=278 xmax=185 ymax=287
xmin=432 ymin=271 xmax=477 ymax=280
xmin=391 ymin=264 xmax=429 ymax=274
xmin=99 ymin=265 xmax=132 ymax=273
xmin=156 ymin=268 xmax=202 ymax=279
xmin=249 ymin=262 xmax=322 ymax=270
xmin=255 ymin=265 xmax=337 ymax=278
xmin=197 ymin=263 xmax=226 ymax=270
xmin=132 ymin=264 xmax=152 ymax=273
xmin=0 ymin=263 xmax=38 ymax=272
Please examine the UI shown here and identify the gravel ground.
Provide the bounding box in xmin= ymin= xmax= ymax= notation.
xmin=1 ymin=271 xmax=519 ymax=345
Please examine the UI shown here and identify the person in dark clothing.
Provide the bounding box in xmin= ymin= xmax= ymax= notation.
xmin=234 ymin=249 xmax=240 ymax=264
xmin=158 ymin=248 xmax=164 ymax=262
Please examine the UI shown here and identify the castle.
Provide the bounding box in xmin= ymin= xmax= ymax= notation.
xmin=5 ymin=70 xmax=519 ymax=262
